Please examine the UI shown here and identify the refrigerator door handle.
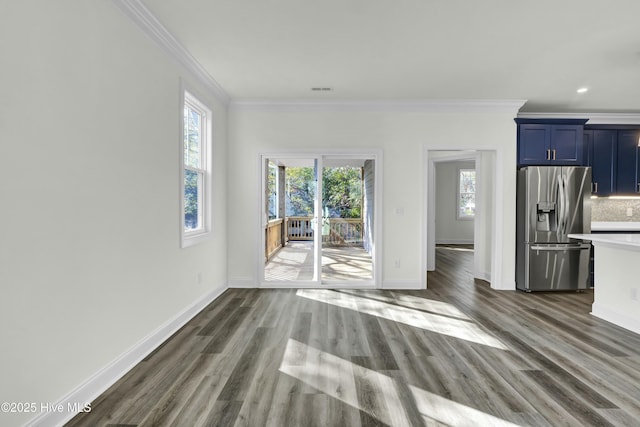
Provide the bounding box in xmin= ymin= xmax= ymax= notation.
xmin=556 ymin=175 xmax=561 ymax=233
xmin=563 ymin=175 xmax=570 ymax=234
xmin=557 ymin=174 xmax=565 ymax=235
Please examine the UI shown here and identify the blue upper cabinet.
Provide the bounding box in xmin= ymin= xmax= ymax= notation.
xmin=552 ymin=125 xmax=584 ymax=164
xmin=518 ymin=124 xmax=550 ymax=164
xmin=616 ymin=130 xmax=640 ymax=195
xmin=589 ymin=130 xmax=617 ymax=196
xmin=515 ymin=118 xmax=588 ymax=167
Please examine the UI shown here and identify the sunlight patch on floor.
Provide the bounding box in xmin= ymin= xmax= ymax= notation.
xmin=265 ymin=242 xmax=313 ymax=281
xmin=322 ymin=246 xmax=373 ymax=280
xmin=280 ymin=338 xmax=521 ymax=427
xmin=297 ymin=289 xmax=507 ymax=350
xmin=265 ymin=241 xmax=373 ymax=281
xmin=337 ymin=289 xmax=472 ymax=321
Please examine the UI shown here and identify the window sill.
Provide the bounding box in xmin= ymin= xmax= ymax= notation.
xmin=182 ymin=230 xmax=211 ymax=248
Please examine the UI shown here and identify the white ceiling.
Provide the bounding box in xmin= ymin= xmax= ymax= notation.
xmin=140 ymin=0 xmax=640 ymax=113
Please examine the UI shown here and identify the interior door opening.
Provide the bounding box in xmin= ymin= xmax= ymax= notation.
xmin=426 ymin=150 xmax=497 ymax=288
xmin=433 ymin=158 xmax=477 ymax=283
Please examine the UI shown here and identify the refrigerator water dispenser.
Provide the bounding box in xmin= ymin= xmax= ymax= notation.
xmin=536 ymin=201 xmax=556 ymax=232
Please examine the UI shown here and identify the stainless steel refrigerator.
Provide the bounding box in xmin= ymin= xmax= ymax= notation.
xmin=516 ymin=166 xmax=592 ymax=291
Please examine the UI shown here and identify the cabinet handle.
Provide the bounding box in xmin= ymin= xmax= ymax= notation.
xmin=546 ymin=149 xmax=551 ymax=160
xmin=594 ymin=182 xmax=598 ymax=193
xmin=637 ymin=183 xmax=640 ymax=193
xmin=552 ymin=149 xmax=556 ymax=160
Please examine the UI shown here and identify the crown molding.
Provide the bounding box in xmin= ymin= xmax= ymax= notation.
xmin=230 ymin=99 xmax=527 ymax=114
xmin=111 ymin=0 xmax=230 ymax=105
xmin=517 ymin=112 xmax=640 ymax=125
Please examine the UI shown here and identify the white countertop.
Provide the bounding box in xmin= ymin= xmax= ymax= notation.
xmin=569 ymin=233 xmax=640 ymax=252
xmin=591 ymin=221 xmax=640 ymax=231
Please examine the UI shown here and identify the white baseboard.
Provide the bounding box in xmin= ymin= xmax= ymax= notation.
xmin=25 ymin=283 xmax=227 ymax=427
xmin=474 ymin=270 xmax=491 ymax=283
xmin=228 ymin=277 xmax=256 ymax=288
xmin=435 ymin=239 xmax=474 ymax=245
xmin=591 ymin=303 xmax=640 ymax=335
xmin=491 ymin=279 xmax=516 ymax=291
xmin=383 ymin=279 xmax=423 ymax=290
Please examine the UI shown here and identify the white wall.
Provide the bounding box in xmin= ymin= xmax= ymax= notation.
xmin=475 ymin=151 xmax=495 ymax=282
xmin=435 ymin=161 xmax=475 ymax=244
xmin=228 ymin=106 xmax=519 ymax=290
xmin=0 ymin=2 xmax=227 ymax=425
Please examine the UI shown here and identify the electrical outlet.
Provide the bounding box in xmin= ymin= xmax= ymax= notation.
xmin=631 ymin=288 xmax=638 ymax=301
xmin=627 ymin=207 xmax=633 ymax=217
xmin=394 ymin=259 xmax=401 ymax=268
xmin=197 ymin=272 xmax=202 ymax=284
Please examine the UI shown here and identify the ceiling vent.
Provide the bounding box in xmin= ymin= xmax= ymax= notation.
xmin=311 ymin=87 xmax=333 ymax=92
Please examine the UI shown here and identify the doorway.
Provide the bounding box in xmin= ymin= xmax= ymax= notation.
xmin=260 ymin=152 xmax=381 ymax=287
xmin=433 ymin=157 xmax=477 ymax=279
xmin=424 ymin=149 xmax=502 ymax=289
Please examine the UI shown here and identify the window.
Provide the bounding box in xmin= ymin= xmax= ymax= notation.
xmin=458 ymin=168 xmax=476 ymax=219
xmin=181 ymin=90 xmax=212 ymax=247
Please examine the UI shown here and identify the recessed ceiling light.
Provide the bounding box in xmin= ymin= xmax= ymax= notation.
xmin=577 ymin=87 xmax=589 ymax=93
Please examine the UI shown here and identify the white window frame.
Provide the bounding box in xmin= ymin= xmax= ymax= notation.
xmin=180 ymin=89 xmax=212 ymax=248
xmin=457 ymin=167 xmax=476 ymax=220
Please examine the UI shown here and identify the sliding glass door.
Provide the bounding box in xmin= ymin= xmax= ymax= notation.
xmin=263 ymin=157 xmax=318 ymax=282
xmin=321 ymin=158 xmax=374 ymax=282
xmin=261 ymin=154 xmax=377 ymax=287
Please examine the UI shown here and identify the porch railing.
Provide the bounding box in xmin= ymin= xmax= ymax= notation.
xmin=324 ymin=218 xmax=363 ymax=245
xmin=265 ymin=219 xmax=284 ymax=261
xmin=285 ymin=216 xmax=363 ymax=245
xmin=286 ymin=216 xmax=314 ymax=240
xmin=267 ymin=216 xmax=365 ymax=262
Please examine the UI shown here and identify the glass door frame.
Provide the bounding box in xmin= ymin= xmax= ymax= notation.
xmin=259 ymin=150 xmax=382 ymax=288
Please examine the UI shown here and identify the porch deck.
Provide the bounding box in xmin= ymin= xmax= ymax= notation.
xmin=265 ymin=241 xmax=373 ymax=282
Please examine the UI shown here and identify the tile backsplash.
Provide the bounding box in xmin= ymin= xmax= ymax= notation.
xmin=591 ymin=198 xmax=640 ymax=222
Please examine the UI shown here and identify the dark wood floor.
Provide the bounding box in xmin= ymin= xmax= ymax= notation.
xmin=67 ymin=246 xmax=640 ymax=426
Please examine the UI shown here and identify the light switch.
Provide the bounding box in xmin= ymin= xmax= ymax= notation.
xmin=627 ymin=208 xmax=633 ymax=217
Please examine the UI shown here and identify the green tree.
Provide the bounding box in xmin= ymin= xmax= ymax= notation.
xmin=282 ymin=166 xmax=363 ymax=218
xmin=184 ymin=170 xmax=198 ymax=229
xmin=322 ymin=167 xmax=362 ymax=218
xmin=267 ymin=162 xmax=277 ymax=219
xmin=183 ymin=107 xmax=201 ymax=229
xmin=285 ymin=167 xmax=315 ymax=216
